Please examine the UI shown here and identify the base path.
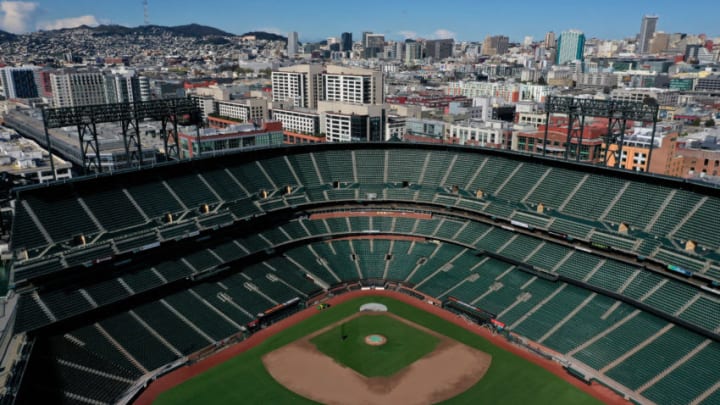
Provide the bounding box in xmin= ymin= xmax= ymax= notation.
xmin=133 ymin=290 xmax=630 ymax=405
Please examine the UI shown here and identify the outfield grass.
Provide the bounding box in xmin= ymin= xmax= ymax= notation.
xmin=154 ymin=296 xmax=603 ymax=405
xmin=310 ymin=314 xmax=439 ymax=377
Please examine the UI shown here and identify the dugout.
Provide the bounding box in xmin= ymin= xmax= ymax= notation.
xmin=443 ymin=297 xmax=495 ymax=325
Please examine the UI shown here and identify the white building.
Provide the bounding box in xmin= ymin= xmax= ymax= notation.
xmin=610 ymin=87 xmax=679 ymax=105
xmin=271 ymin=64 xmax=324 ymax=109
xmin=50 ymin=72 xmax=108 ymax=108
xmin=324 ymin=65 xmax=383 ymax=105
xmin=318 ymin=101 xmax=385 ymax=142
xmin=449 ymin=119 xmax=511 ymax=148
xmin=217 ymin=98 xmax=269 ymax=122
xmin=271 ymin=108 xmax=320 ymax=135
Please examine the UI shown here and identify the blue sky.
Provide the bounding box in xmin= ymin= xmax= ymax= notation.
xmin=1 ymin=0 xmax=718 ymax=41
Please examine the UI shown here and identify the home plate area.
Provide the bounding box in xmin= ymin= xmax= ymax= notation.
xmin=262 ymin=305 xmax=492 ymax=405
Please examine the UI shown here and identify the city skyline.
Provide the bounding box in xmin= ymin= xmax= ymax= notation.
xmin=0 ymin=0 xmax=718 ymax=42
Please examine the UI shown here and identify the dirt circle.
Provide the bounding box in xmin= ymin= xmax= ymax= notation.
xmin=364 ymin=334 xmax=387 ymax=346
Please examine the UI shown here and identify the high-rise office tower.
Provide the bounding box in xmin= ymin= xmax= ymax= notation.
xmin=649 ymin=32 xmax=669 ymax=54
xmin=287 ymin=31 xmax=299 ymax=58
xmin=364 ymin=33 xmax=385 ymax=58
xmin=0 ymin=66 xmax=41 ymax=99
xmin=404 ymin=40 xmax=422 ymax=64
xmin=556 ymin=30 xmax=585 ymax=65
xmin=425 ymin=39 xmax=454 ymax=60
xmin=341 ymin=32 xmax=353 ymax=52
xmin=638 ymin=15 xmax=658 ymax=54
xmin=482 ymin=35 xmax=509 ymax=56
xmin=544 ymin=31 xmax=556 ymax=48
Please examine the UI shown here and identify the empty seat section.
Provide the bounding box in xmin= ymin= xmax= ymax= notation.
xmin=24 ymin=195 xmax=98 ymax=244
xmin=562 ymin=176 xmax=626 ymax=220
xmin=467 ymin=158 xmax=516 ymax=195
xmin=120 ymin=268 xmax=164 ymax=294
xmin=420 ymin=151 xmax=451 ymax=186
xmin=675 ymin=198 xmax=720 ymax=248
xmin=678 ymin=296 xmax=720 ymax=331
xmin=386 ymin=150 xmax=425 ymax=184
xmin=280 ymin=221 xmax=310 ymax=240
xmin=14 ymin=294 xmax=53 ymax=332
xmin=475 ymin=227 xmax=514 ymax=252
xmin=315 ymin=150 xmax=354 ymax=183
xmin=184 ymin=249 xmax=223 ymax=271
xmin=221 ymin=281 xmax=275 ymax=315
xmin=263 ymin=257 xmax=321 ymax=295
xmin=284 ymin=246 xmax=339 ymax=284
xmin=166 ymin=289 xmax=244 ymax=338
xmin=82 ymin=188 xmax=145 ymax=231
xmin=165 ymin=174 xmax=218 ymax=208
xmin=442 ymin=153 xmax=483 ymax=190
xmin=69 ymin=325 xmax=142 ymax=374
xmin=642 ymin=280 xmax=698 ymax=315
xmin=497 ymin=235 xmax=542 ymax=261
xmin=354 ymin=150 xmax=385 ymax=184
xmin=10 ymin=202 xmax=47 ymax=251
xmin=474 ymin=268 xmax=533 ymax=315
xmin=41 ymin=289 xmax=93 ymax=320
xmin=526 ymin=242 xmax=570 ymax=271
xmin=287 ymin=153 xmax=323 ymax=186
xmin=586 ymin=261 xmax=637 ymax=292
xmin=125 ymin=181 xmax=183 ymax=219
xmin=524 ymin=168 xmax=583 ymax=209
xmin=649 ymin=190 xmax=702 ymax=235
xmin=154 ymin=260 xmax=194 ymax=281
xmin=261 ymin=157 xmax=299 ymax=187
xmin=496 ymin=278 xmax=557 ymax=327
xmin=199 ymin=169 xmax=248 ymax=201
xmin=98 ymin=312 xmax=178 ymax=371
xmin=604 ymin=182 xmax=671 ymax=229
xmin=320 ymin=241 xmax=359 ymax=281
xmin=495 ymin=165 xmax=547 ymax=202
xmin=133 ymin=302 xmax=211 ymax=354
xmin=542 ymin=296 xmax=635 ymax=354
xmin=642 ymin=342 xmax=720 ymax=405
xmin=573 ymin=312 xmax=668 ymax=370
xmin=84 ymin=278 xmax=130 ymax=306
xmin=621 ymin=274 xmax=664 ymax=306
xmin=555 ymin=251 xmax=601 ymax=280
xmin=512 ymin=286 xmax=591 ymax=341
xmin=605 ymin=326 xmax=706 ymax=390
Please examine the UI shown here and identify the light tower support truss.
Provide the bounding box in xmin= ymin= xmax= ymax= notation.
xmin=543 ymin=96 xmax=659 ymax=169
xmin=42 ymin=98 xmax=202 ymax=175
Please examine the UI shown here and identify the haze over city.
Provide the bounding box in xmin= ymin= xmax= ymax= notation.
xmin=0 ymin=0 xmax=718 ymax=40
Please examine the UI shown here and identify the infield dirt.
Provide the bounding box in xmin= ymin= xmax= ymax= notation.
xmin=262 ymin=312 xmax=492 ymax=405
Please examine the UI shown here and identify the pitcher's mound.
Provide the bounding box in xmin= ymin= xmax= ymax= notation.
xmin=364 ymin=334 xmax=387 ymax=346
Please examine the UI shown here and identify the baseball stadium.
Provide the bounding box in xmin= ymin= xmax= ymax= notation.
xmin=1 ymin=142 xmax=719 ymax=404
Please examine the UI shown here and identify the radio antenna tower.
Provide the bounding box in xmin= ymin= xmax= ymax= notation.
xmin=143 ymin=0 xmax=149 ymax=25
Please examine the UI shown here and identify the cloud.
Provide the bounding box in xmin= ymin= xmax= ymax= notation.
xmin=432 ymin=29 xmax=455 ymax=39
xmin=0 ymin=1 xmax=40 ymax=33
xmin=37 ymin=15 xmax=100 ymax=31
xmin=398 ymin=30 xmax=418 ymax=40
xmin=254 ymin=27 xmax=284 ymax=35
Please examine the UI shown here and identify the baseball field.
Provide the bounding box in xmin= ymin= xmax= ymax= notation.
xmin=151 ymin=294 xmax=605 ymax=405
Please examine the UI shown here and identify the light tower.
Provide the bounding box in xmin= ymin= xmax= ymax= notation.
xmin=143 ymin=0 xmax=149 ymax=26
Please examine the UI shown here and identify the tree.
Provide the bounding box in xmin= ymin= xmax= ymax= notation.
xmin=537 ymin=76 xmax=547 ymax=85
xmin=691 ymin=118 xmax=702 ymax=126
xmin=705 ymin=119 xmax=716 ymax=128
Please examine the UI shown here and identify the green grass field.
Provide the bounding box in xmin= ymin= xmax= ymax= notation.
xmin=310 ymin=314 xmax=439 ymax=377
xmin=154 ymin=296 xmax=603 ymax=405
